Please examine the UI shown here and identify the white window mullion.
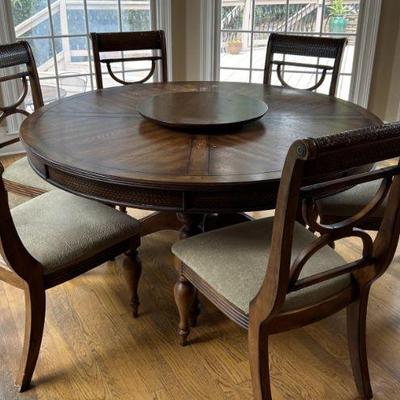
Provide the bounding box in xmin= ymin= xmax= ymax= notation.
xmin=1 ymin=0 xmax=166 ymax=142
xmin=117 ymin=0 xmax=126 ymax=82
xmin=153 ymin=0 xmax=172 ymax=81
xmin=209 ymin=0 xmax=382 ymax=104
xmin=82 ymin=0 xmax=95 ymax=91
xmin=248 ymin=0 xmax=256 ymax=82
xmin=46 ymin=0 xmax=61 ymax=99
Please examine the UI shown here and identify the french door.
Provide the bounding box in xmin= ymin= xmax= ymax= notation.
xmin=214 ymin=0 xmax=380 ymax=101
xmin=0 ymin=0 xmax=170 ymax=135
xmin=11 ymin=0 xmax=161 ymax=99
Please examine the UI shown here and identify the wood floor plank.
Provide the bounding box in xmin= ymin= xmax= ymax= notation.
xmin=0 ymin=205 xmax=399 ymax=399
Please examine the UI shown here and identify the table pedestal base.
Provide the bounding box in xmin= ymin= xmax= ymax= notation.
xmin=139 ymin=211 xmax=182 ymax=236
xmin=202 ymin=212 xmax=253 ymax=232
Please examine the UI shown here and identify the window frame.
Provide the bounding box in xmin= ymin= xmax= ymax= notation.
xmin=202 ymin=0 xmax=382 ymax=107
xmin=0 ymin=0 xmax=172 ymax=136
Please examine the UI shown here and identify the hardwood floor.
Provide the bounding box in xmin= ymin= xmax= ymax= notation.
xmin=0 ymin=153 xmax=399 ymax=400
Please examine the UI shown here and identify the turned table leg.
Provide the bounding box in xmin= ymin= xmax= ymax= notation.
xmin=202 ymin=212 xmax=253 ymax=232
xmin=177 ymin=213 xmax=203 ymax=238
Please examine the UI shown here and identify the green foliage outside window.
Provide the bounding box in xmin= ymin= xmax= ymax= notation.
xmin=126 ymin=10 xmax=150 ymax=31
xmin=328 ymin=0 xmax=348 ymax=17
xmin=11 ymin=0 xmax=49 ymax=25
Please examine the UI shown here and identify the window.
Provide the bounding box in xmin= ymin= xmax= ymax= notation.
xmin=8 ymin=0 xmax=157 ymax=103
xmin=217 ymin=0 xmax=362 ymax=100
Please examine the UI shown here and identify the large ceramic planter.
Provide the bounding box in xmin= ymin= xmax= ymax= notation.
xmin=329 ymin=16 xmax=348 ymax=33
xmin=227 ymin=41 xmax=242 ymax=55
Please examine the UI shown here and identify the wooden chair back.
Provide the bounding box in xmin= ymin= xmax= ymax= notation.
xmin=90 ymin=30 xmax=168 ymax=89
xmin=0 ymin=41 xmax=43 ymax=127
xmin=263 ymin=33 xmax=347 ymax=96
xmin=252 ymin=123 xmax=400 ymax=321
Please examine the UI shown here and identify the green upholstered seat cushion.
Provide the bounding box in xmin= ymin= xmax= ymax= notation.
xmin=3 ymin=156 xmax=55 ymax=192
xmin=317 ymin=180 xmax=384 ymax=219
xmin=172 ymin=217 xmax=352 ymax=314
xmin=11 ymin=190 xmax=139 ymax=275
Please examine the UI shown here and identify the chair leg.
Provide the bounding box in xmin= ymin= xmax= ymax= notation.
xmin=347 ymin=290 xmax=373 ymax=399
xmin=248 ymin=324 xmax=272 ymax=400
xmin=123 ymin=250 xmax=142 ymax=318
xmin=15 ymin=284 xmax=46 ymax=392
xmin=189 ymin=290 xmax=201 ymax=327
xmin=174 ymin=275 xmax=195 ymax=346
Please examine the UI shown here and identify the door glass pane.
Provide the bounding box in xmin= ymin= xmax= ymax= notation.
xmin=25 ymin=38 xmax=55 ymax=77
xmin=219 ymin=0 xmax=361 ymax=100
xmin=252 ymin=32 xmax=269 ymax=69
xmin=221 ymin=0 xmax=253 ymax=31
xmin=337 ymin=74 xmax=351 ymax=100
xmin=87 ymin=2 xmax=119 ymax=33
xmin=221 ymin=32 xmax=251 ymax=69
xmin=12 ymin=0 xmax=51 ymax=37
xmin=324 ymin=0 xmax=360 ymax=34
xmin=66 ymin=0 xmax=87 ymax=35
xmin=32 ymin=77 xmax=58 ymax=104
xmin=251 ymin=70 xmax=263 ymax=83
xmin=59 ymin=74 xmax=90 ymax=96
xmin=122 ymin=0 xmax=151 ymax=31
xmin=10 ymin=0 xmax=153 ymax=106
xmin=286 ymin=1 xmax=318 ymax=33
xmin=56 ymin=36 xmax=91 ymax=75
xmin=220 ymin=69 xmax=250 ymax=83
xmin=254 ymin=1 xmax=287 ymax=32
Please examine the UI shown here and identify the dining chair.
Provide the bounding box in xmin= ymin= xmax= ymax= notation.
xmin=0 ymin=162 xmax=142 ymax=391
xmin=90 ymin=29 xmax=183 ymax=235
xmin=316 ymin=176 xmax=385 ymax=230
xmin=264 ymin=33 xmax=347 ymax=96
xmin=172 ymin=123 xmax=400 ymax=400
xmin=0 ymin=41 xmax=54 ymax=199
xmin=90 ymin=30 xmax=168 ymax=90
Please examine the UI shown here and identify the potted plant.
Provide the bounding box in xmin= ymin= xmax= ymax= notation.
xmin=226 ymin=34 xmax=243 ymax=55
xmin=328 ymin=0 xmax=348 ymax=33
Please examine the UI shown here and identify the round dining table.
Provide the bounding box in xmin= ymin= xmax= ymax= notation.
xmin=20 ymin=81 xmax=381 ymax=236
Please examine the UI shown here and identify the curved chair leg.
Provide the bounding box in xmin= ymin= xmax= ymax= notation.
xmin=347 ymin=290 xmax=373 ymax=399
xmin=15 ymin=284 xmax=46 ymax=392
xmin=248 ymin=324 xmax=272 ymax=400
xmin=123 ymin=250 xmax=142 ymax=318
xmin=174 ymin=275 xmax=195 ymax=346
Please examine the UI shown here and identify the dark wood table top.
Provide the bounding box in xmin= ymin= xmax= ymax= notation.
xmin=20 ymin=81 xmax=382 ymax=213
